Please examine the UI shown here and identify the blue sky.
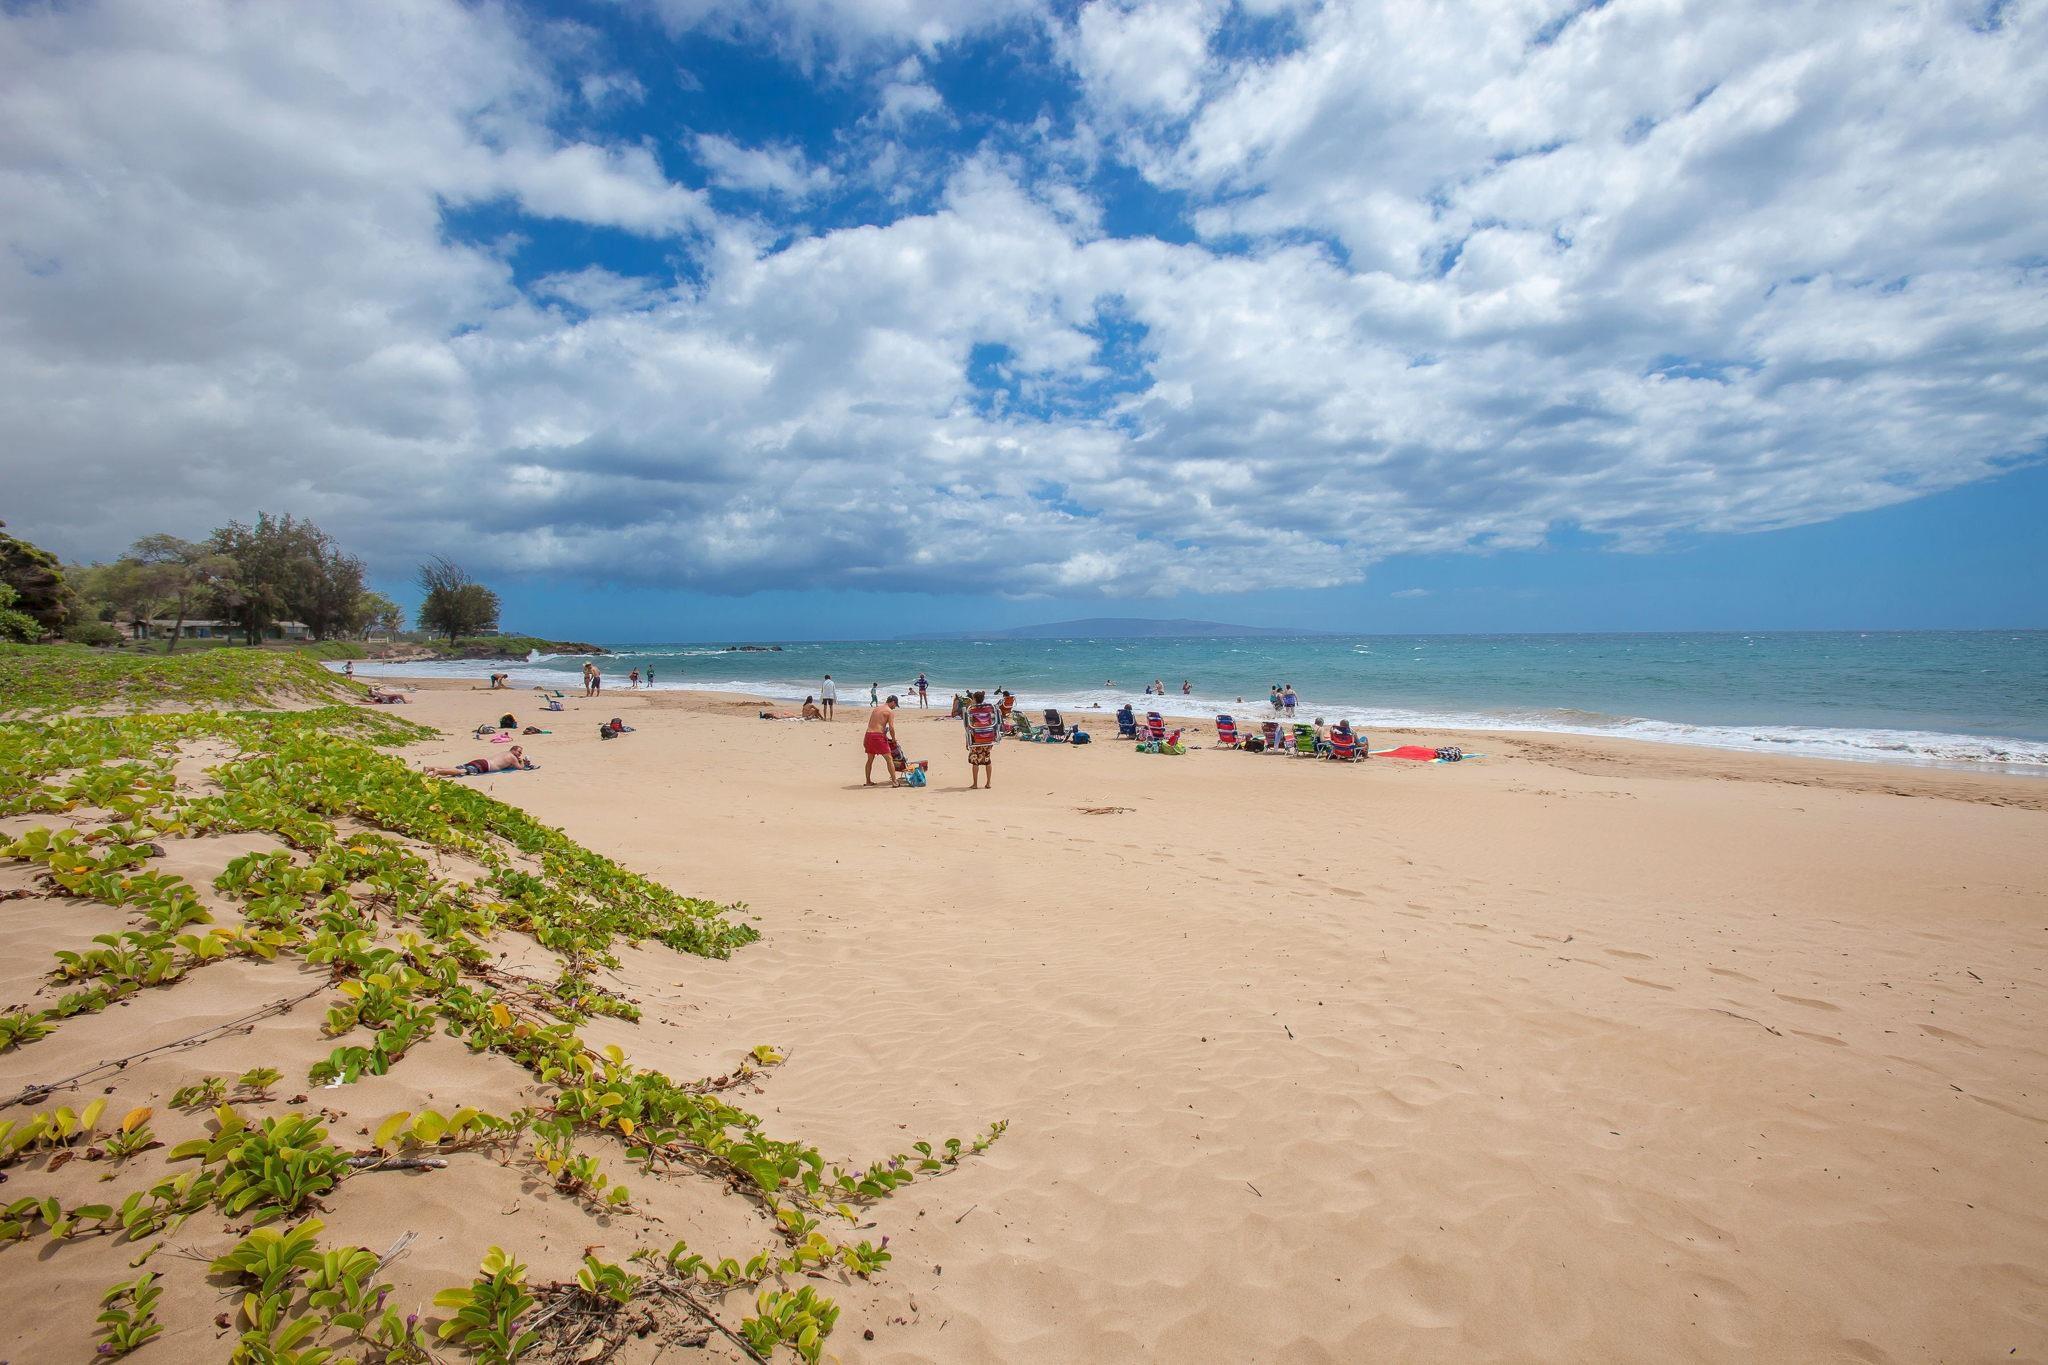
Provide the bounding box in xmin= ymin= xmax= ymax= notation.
xmin=4 ymin=0 xmax=2044 ymax=637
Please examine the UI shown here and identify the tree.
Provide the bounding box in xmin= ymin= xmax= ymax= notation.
xmin=415 ymin=556 xmax=500 ymax=647
xmin=130 ymin=535 xmax=242 ymax=654
xmin=356 ymin=591 xmax=403 ymax=638
xmin=0 ymin=520 xmax=71 ymax=634
xmin=0 ymin=581 xmax=39 ymax=643
xmin=208 ymin=513 xmax=366 ymax=643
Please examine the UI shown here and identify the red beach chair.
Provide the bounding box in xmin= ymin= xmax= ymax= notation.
xmin=1327 ymin=728 xmax=1362 ymax=761
xmin=1146 ymin=711 xmax=1166 ymax=742
xmin=1215 ymin=715 xmax=1239 ymax=748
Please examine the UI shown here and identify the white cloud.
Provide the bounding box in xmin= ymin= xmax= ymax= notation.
xmin=637 ymin=0 xmax=1046 ymax=61
xmin=2 ymin=0 xmax=2044 ymax=606
xmin=878 ymin=78 xmax=946 ymax=125
xmin=1066 ymin=0 xmax=1223 ymax=119
xmin=693 ymin=134 xmax=834 ymax=200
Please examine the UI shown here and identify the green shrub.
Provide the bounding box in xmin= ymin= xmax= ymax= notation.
xmin=62 ymin=620 xmax=124 ymax=647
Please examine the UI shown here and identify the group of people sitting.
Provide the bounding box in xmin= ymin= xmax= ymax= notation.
xmin=1222 ymin=715 xmax=1365 ymax=759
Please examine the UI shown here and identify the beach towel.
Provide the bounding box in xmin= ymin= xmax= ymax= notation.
xmin=1372 ymin=745 xmax=1486 ymax=762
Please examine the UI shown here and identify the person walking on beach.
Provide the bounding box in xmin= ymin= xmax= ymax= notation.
xmin=628 ymin=668 xmax=640 ymax=689
xmin=343 ymin=661 xmax=354 ymax=680
xmin=963 ymin=691 xmax=1000 ymax=790
xmin=820 ymin=674 xmax=837 ymax=719
xmin=864 ymin=696 xmax=902 ymax=787
xmin=646 ymin=668 xmax=655 ymax=689
xmin=915 ymin=673 xmax=929 ymax=708
xmin=591 ymin=666 xmax=603 ymax=697
xmin=869 ymin=681 xmax=879 ymax=705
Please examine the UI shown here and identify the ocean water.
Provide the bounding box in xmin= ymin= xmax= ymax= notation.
xmin=349 ymin=631 xmax=2048 ymax=774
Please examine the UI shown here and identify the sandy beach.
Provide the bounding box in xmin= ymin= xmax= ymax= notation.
xmin=4 ymin=676 xmax=2046 ymax=1363
xmin=403 ymin=682 xmax=2048 ymax=1358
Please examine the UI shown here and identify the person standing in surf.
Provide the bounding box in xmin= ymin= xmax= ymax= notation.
xmin=821 ymin=674 xmax=837 ymax=719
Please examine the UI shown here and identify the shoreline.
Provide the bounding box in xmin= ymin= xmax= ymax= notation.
xmin=357 ymin=670 xmax=2048 ymax=806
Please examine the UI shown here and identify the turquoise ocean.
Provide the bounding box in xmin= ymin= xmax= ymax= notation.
xmin=350 ymin=630 xmax=2048 ymax=774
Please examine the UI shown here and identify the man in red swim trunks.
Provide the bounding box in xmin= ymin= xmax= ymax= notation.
xmin=863 ymin=695 xmax=900 ymax=787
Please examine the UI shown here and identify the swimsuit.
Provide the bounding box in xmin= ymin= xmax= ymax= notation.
xmin=968 ymin=744 xmax=991 ymax=766
xmin=864 ymin=730 xmax=892 ymax=755
xmin=460 ymin=760 xmax=489 ymax=775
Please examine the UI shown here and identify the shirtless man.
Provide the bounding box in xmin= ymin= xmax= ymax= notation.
xmin=426 ymin=745 xmax=534 ymax=777
xmin=863 ymin=695 xmax=901 ymax=786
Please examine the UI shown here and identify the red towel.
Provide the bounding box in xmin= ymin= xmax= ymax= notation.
xmin=1380 ymin=745 xmax=1443 ymax=761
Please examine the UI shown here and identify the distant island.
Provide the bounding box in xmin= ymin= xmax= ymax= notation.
xmin=898 ymin=617 xmax=1327 ymax=641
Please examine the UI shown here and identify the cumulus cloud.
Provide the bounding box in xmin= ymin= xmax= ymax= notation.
xmin=2 ymin=0 xmax=2043 ymax=604
xmin=693 ymin=134 xmax=835 ymax=200
xmin=1065 ymin=0 xmax=1223 ymax=119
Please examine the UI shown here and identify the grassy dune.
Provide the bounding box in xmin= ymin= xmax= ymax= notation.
xmin=0 ymin=648 xmax=996 ymax=1363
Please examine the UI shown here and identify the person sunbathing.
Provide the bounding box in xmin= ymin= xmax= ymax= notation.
xmin=363 ymin=687 xmax=410 ymax=704
xmin=426 ymin=745 xmax=534 ymax=776
xmin=801 ymin=697 xmax=825 ymax=721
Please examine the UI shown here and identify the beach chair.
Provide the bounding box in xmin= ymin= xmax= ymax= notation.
xmin=1214 ymin=715 xmax=1239 ymax=749
xmin=1115 ymin=707 xmax=1139 ymax=740
xmin=1013 ymin=712 xmax=1041 ymax=741
xmin=1043 ymin=709 xmax=1068 ymax=741
xmin=1261 ymin=720 xmax=1284 ymax=752
xmin=1146 ymin=711 xmax=1166 ymax=742
xmin=1292 ymin=725 xmax=1318 ymax=757
xmin=1327 ymin=729 xmax=1362 ymax=761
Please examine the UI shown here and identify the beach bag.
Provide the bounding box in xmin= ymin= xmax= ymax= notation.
xmin=906 ymin=767 xmax=928 ymax=787
xmin=965 ymin=702 xmax=1000 ymax=745
xmin=499 ymin=714 xmax=516 ymax=729
xmin=1069 ymin=729 xmax=1090 ymax=744
xmin=1435 ymin=745 xmax=1463 ymax=762
xmin=1244 ymin=736 xmax=1265 ymax=753
xmin=599 ymin=723 xmax=618 ymax=739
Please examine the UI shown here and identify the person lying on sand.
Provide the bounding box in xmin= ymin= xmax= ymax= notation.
xmin=426 ymin=745 xmax=534 ymax=776
xmin=363 ymin=687 xmax=411 ymax=704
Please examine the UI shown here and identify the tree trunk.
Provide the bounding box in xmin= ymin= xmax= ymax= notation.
xmin=166 ymin=598 xmax=186 ymax=654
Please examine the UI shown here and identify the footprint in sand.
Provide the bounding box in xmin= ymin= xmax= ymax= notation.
xmin=1708 ymin=967 xmax=1758 ymax=983
xmin=1919 ymin=1024 xmax=1979 ymax=1046
xmin=1329 ymin=886 xmax=1366 ymax=898
xmin=1603 ymin=948 xmax=1653 ymax=961
xmin=1774 ymin=993 xmax=1841 ymax=1012
xmin=1624 ymin=976 xmax=1677 ymax=991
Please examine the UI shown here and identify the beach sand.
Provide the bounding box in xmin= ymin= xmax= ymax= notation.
xmin=5 ymin=679 xmax=2046 ymax=1362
